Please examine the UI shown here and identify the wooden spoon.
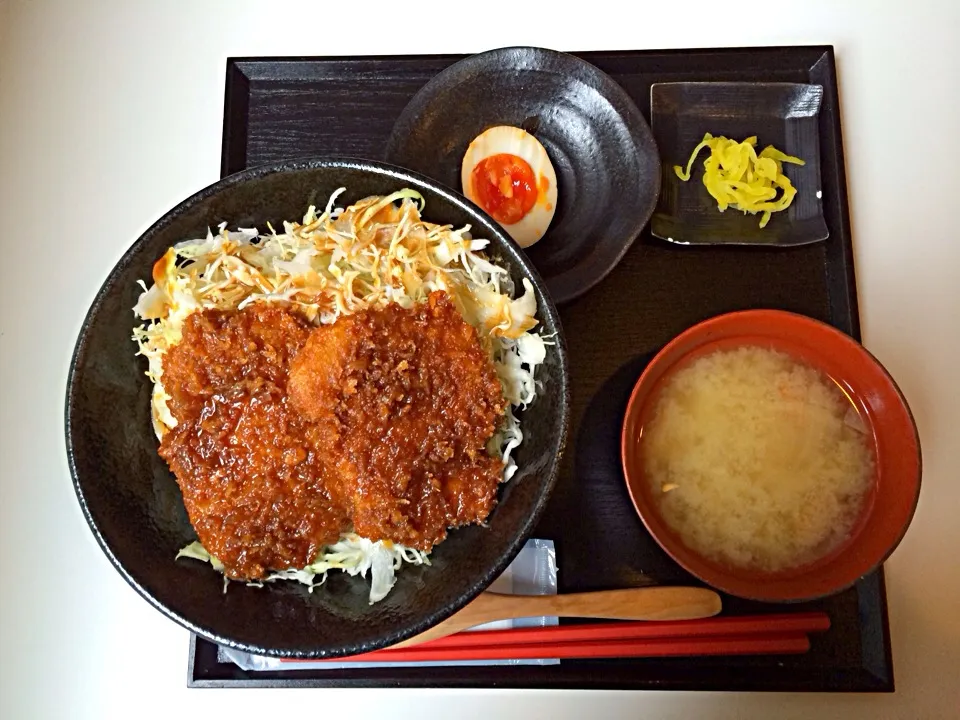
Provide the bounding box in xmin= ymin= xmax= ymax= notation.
xmin=392 ymin=586 xmax=722 ymax=648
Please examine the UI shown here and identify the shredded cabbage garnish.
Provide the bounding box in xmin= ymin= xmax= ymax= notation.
xmin=176 ymin=537 xmax=430 ymax=603
xmin=674 ymin=133 xmax=806 ymax=228
xmin=135 ymin=189 xmax=546 ymax=603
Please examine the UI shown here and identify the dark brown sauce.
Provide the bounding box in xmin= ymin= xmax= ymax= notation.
xmin=158 ymin=293 xmax=505 ymax=580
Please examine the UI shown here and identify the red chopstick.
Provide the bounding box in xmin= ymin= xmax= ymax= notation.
xmin=382 ymin=612 xmax=831 ymax=651
xmin=307 ymin=633 xmax=810 ymax=663
xmin=277 ymin=612 xmax=829 ymax=665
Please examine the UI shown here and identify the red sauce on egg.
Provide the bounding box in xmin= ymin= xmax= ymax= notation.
xmin=471 ymin=154 xmax=538 ymax=225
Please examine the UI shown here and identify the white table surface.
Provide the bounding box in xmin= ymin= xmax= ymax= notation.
xmin=1 ymin=0 xmax=958 ymax=717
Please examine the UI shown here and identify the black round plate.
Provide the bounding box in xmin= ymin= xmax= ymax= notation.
xmin=65 ymin=158 xmax=570 ymax=658
xmin=385 ymin=46 xmax=661 ymax=304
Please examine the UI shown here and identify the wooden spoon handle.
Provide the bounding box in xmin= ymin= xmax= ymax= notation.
xmin=393 ymin=587 xmax=722 ymax=648
xmin=537 ymin=586 xmax=723 ymax=621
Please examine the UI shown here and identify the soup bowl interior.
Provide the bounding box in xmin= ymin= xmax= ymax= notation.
xmin=65 ymin=158 xmax=570 ymax=657
xmin=621 ymin=309 xmax=920 ymax=602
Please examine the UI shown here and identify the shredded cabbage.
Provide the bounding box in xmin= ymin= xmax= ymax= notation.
xmin=135 ymin=189 xmax=547 ymax=604
xmin=674 ymin=133 xmax=805 ymax=228
xmin=264 ymin=534 xmax=431 ymax=603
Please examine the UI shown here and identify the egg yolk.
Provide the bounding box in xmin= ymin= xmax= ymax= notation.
xmin=470 ymin=154 xmax=538 ymax=225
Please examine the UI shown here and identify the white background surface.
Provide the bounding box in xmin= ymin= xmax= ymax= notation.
xmin=1 ymin=1 xmax=958 ymax=717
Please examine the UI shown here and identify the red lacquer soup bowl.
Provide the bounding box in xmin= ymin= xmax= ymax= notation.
xmin=621 ymin=309 xmax=921 ymax=602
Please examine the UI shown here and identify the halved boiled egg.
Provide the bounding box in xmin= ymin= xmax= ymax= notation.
xmin=461 ymin=125 xmax=558 ymax=248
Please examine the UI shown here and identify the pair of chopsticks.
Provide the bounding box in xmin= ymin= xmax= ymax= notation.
xmin=281 ymin=612 xmax=830 ymax=664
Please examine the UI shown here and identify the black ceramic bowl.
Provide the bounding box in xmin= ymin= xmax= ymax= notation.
xmin=65 ymin=158 xmax=570 ymax=658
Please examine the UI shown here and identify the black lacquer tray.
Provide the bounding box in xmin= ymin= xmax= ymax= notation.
xmin=189 ymin=46 xmax=893 ymax=691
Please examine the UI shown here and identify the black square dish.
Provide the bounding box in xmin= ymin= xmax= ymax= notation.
xmin=650 ymin=82 xmax=828 ymax=246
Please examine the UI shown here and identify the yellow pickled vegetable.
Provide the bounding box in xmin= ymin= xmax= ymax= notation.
xmin=674 ymin=133 xmax=805 ymax=228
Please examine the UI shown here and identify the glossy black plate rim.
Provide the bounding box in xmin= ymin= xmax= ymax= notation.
xmin=649 ymin=80 xmax=827 ymax=247
xmin=64 ymin=156 xmax=571 ymax=657
xmin=385 ymin=45 xmax=661 ymax=304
